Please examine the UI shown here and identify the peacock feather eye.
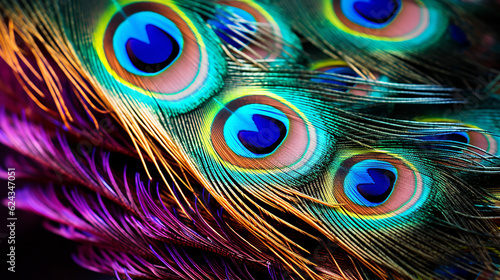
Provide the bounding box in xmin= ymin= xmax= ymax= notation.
xmin=326 ymin=0 xmax=449 ymax=51
xmin=341 ymin=0 xmax=403 ymax=29
xmin=312 ymin=66 xmax=358 ymax=92
xmin=421 ymin=132 xmax=470 ymax=144
xmin=327 ymin=151 xmax=427 ymax=218
xmin=419 ymin=131 xmax=470 ymax=152
xmin=203 ymin=88 xmax=333 ymax=185
xmin=436 ymin=252 xmax=500 ymax=280
xmin=208 ymin=6 xmax=257 ymax=49
xmin=310 ymin=59 xmax=390 ymax=96
xmin=417 ymin=117 xmax=499 ymax=161
xmin=208 ymin=0 xmax=302 ymax=62
xmin=210 ymin=94 xmax=311 ymax=169
xmin=89 ymin=1 xmax=227 ymax=115
xmin=112 ymin=11 xmax=183 ymax=75
xmin=448 ymin=23 xmax=471 ymax=49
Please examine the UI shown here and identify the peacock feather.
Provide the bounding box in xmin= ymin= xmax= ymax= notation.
xmin=1 ymin=0 xmax=500 ymax=279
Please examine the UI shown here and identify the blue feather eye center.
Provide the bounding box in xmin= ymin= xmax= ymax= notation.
xmin=209 ymin=6 xmax=257 ymax=49
xmin=237 ymin=114 xmax=288 ymax=155
xmin=419 ymin=132 xmax=470 ymax=152
xmin=126 ymin=24 xmax=180 ymax=73
xmin=224 ymin=104 xmax=289 ymax=158
xmin=313 ymin=67 xmax=359 ymax=92
xmin=113 ymin=11 xmax=184 ymax=76
xmin=357 ymin=168 xmax=395 ymax=203
xmin=341 ymin=0 xmax=402 ymax=28
xmin=449 ymin=24 xmax=470 ymax=48
xmin=344 ymin=160 xmax=398 ymax=207
xmin=435 ymin=252 xmax=500 ymax=279
xmin=420 ymin=132 xmax=470 ymax=144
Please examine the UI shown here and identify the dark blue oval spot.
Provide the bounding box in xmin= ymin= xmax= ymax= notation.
xmin=449 ymin=24 xmax=470 ymax=49
xmin=420 ymin=132 xmax=469 ymax=144
xmin=237 ymin=114 xmax=287 ymax=155
xmin=354 ymin=0 xmax=400 ymax=24
xmin=126 ymin=24 xmax=180 ymax=73
xmin=419 ymin=132 xmax=469 ymax=152
xmin=313 ymin=67 xmax=359 ymax=92
xmin=356 ymin=168 xmax=395 ymax=204
xmin=209 ymin=6 xmax=257 ymax=49
xmin=435 ymin=253 xmax=499 ymax=280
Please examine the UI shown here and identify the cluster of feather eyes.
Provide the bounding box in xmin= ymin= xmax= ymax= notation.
xmin=1 ymin=0 xmax=500 ymax=279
